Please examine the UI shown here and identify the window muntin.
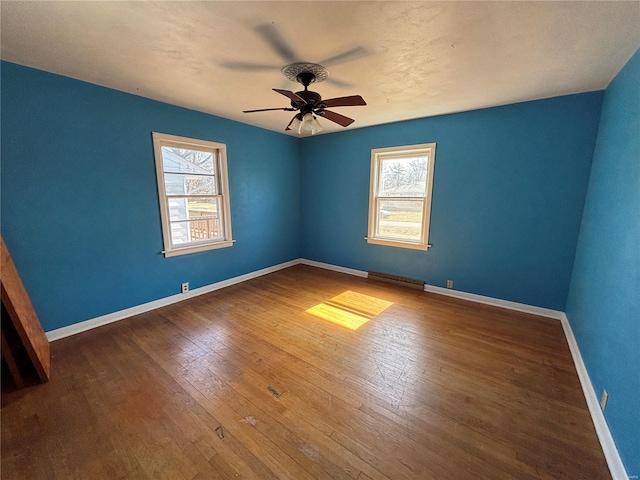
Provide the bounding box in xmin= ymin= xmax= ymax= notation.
xmin=367 ymin=143 xmax=436 ymax=250
xmin=153 ymin=133 xmax=233 ymax=257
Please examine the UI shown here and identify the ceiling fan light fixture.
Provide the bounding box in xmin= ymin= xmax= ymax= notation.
xmin=310 ymin=117 xmax=323 ymax=135
xmin=299 ymin=112 xmax=323 ymax=135
xmin=291 ymin=116 xmax=303 ymax=133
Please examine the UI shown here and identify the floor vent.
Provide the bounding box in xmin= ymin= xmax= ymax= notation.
xmin=367 ymin=271 xmax=425 ymax=290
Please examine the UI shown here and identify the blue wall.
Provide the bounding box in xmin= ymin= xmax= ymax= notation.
xmin=566 ymin=49 xmax=640 ymax=476
xmin=300 ymin=93 xmax=603 ymax=310
xmin=0 ymin=62 xmax=607 ymax=323
xmin=1 ymin=62 xmax=301 ymax=332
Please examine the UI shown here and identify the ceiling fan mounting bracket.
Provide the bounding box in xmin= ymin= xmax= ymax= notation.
xmin=282 ymin=62 xmax=329 ymax=85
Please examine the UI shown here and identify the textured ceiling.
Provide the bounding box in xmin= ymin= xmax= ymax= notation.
xmin=2 ymin=1 xmax=640 ymax=136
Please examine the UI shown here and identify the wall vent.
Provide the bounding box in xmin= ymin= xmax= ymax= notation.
xmin=367 ymin=271 xmax=425 ymax=290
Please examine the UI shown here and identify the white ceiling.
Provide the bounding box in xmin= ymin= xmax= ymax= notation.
xmin=2 ymin=1 xmax=639 ymax=137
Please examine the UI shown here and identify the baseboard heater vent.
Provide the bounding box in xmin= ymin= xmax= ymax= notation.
xmin=367 ymin=271 xmax=425 ymax=290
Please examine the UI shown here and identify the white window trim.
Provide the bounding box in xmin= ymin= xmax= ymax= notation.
xmin=152 ymin=132 xmax=233 ymax=257
xmin=367 ymin=143 xmax=436 ymax=251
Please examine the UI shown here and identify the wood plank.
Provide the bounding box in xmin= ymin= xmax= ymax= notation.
xmin=0 ymin=236 xmax=50 ymax=382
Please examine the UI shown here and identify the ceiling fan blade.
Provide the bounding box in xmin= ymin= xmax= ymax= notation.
xmin=273 ymin=89 xmax=306 ymax=104
xmin=325 ymin=77 xmax=354 ymax=89
xmin=322 ymin=95 xmax=367 ymax=108
xmin=319 ymin=110 xmax=355 ymax=127
xmin=318 ymin=46 xmax=369 ymax=67
xmin=255 ymin=24 xmax=299 ymax=63
xmin=220 ymin=61 xmax=281 ymax=71
xmin=243 ymin=107 xmax=295 ymax=113
xmin=285 ymin=114 xmax=298 ymax=131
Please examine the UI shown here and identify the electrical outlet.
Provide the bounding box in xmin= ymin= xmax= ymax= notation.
xmin=181 ymin=282 xmax=189 ymax=294
xmin=446 ymin=279 xmax=454 ymax=289
xmin=600 ymin=389 xmax=608 ymax=411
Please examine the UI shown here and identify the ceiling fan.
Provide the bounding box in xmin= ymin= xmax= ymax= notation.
xmin=243 ymin=62 xmax=366 ymax=134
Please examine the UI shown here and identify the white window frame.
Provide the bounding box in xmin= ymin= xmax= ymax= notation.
xmin=152 ymin=132 xmax=233 ymax=257
xmin=367 ymin=143 xmax=436 ymax=251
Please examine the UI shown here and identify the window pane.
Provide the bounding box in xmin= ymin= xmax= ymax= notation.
xmin=164 ymin=174 xmax=217 ymax=195
xmin=379 ymin=156 xmax=428 ymax=197
xmin=170 ymin=219 xmax=223 ymax=245
xmin=376 ymin=199 xmax=424 ymax=242
xmin=167 ymin=197 xmax=220 ymax=221
xmin=187 ymin=197 xmax=219 ymax=220
xmin=161 ymin=146 xmax=214 ymax=174
xmin=169 ymin=221 xmax=191 ymax=245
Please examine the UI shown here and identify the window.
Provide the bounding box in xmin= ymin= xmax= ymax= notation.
xmin=367 ymin=143 xmax=436 ymax=250
xmin=152 ymin=132 xmax=233 ymax=257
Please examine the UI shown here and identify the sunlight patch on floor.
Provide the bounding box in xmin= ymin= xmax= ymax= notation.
xmin=306 ymin=290 xmax=393 ymax=330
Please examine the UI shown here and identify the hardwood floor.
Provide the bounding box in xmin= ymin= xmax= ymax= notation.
xmin=1 ymin=265 xmax=610 ymax=479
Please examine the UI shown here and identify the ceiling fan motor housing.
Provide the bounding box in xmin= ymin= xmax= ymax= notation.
xmin=293 ymin=90 xmax=323 ymax=111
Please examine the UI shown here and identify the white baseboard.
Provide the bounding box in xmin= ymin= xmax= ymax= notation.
xmin=423 ymin=284 xmax=564 ymax=320
xmin=298 ymin=258 xmax=368 ymax=278
xmin=47 ymin=258 xmax=559 ymax=342
xmin=45 ymin=259 xmax=301 ymax=341
xmin=560 ymin=313 xmax=629 ymax=480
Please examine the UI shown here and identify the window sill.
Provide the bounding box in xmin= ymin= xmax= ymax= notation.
xmin=365 ymin=237 xmax=431 ymax=251
xmin=162 ymin=239 xmax=234 ymax=257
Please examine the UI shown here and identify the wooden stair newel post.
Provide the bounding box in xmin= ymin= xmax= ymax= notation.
xmin=1 ymin=236 xmax=50 ymax=383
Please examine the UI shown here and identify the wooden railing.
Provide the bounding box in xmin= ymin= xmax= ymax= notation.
xmin=189 ymin=209 xmax=220 ymax=241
